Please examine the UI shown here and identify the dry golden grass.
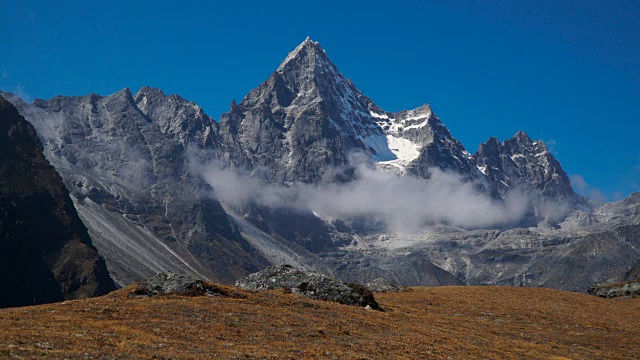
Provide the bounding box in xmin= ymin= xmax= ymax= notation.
xmin=0 ymin=285 xmax=638 ymax=359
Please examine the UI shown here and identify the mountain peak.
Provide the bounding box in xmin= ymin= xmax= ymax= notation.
xmin=512 ymin=130 xmax=532 ymax=143
xmin=136 ymin=86 xmax=165 ymax=98
xmin=277 ymin=37 xmax=328 ymax=72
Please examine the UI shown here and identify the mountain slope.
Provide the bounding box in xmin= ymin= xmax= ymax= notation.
xmin=2 ymin=89 xmax=269 ymax=286
xmin=0 ymin=97 xmax=115 ymax=308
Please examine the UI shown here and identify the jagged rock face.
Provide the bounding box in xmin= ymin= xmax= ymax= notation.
xmin=235 ymin=265 xmax=381 ymax=309
xmin=405 ymin=116 xmax=481 ymax=181
xmin=3 ymin=89 xmax=269 ymax=286
xmin=474 ymin=131 xmax=576 ymax=202
xmin=370 ymin=104 xmax=481 ymax=180
xmin=0 ymin=98 xmax=115 ymax=308
xmin=134 ymin=86 xmax=219 ymax=149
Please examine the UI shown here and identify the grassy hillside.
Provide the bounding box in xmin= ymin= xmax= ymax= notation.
xmin=0 ymin=285 xmax=638 ymax=359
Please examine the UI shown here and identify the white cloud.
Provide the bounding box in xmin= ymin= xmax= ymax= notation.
xmin=541 ymin=138 xmax=559 ymax=156
xmin=11 ymin=85 xmax=31 ymax=103
xmin=570 ymin=174 xmax=604 ymax=202
xmin=197 ymin=160 xmax=532 ymax=233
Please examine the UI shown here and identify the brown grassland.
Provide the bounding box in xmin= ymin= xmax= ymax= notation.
xmin=0 ymin=285 xmax=638 ymax=359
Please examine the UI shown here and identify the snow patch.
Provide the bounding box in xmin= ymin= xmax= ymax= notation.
xmin=369 ymin=111 xmax=389 ymax=120
xmin=402 ymin=118 xmax=430 ymax=131
xmin=362 ymin=134 xmax=421 ymax=166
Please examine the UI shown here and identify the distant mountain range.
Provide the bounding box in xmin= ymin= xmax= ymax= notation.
xmin=2 ymin=38 xmax=638 ymax=303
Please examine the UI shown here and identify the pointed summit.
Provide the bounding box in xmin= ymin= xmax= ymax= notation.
xmin=512 ymin=130 xmax=533 ymax=144
xmin=277 ymin=37 xmax=330 ymax=73
xmin=219 ymin=37 xmax=393 ymax=183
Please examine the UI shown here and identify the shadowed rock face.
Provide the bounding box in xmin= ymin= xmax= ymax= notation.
xmin=0 ymin=97 xmax=115 ymax=308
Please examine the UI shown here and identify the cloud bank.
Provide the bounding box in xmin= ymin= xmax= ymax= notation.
xmin=198 ymin=161 xmax=532 ymax=232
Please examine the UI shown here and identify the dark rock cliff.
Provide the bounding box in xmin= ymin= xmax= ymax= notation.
xmin=0 ymin=97 xmax=116 ymax=308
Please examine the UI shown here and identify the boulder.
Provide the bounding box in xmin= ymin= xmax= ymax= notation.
xmin=366 ymin=278 xmax=403 ymax=293
xmin=130 ymin=272 xmax=241 ymax=298
xmin=236 ymin=265 xmax=381 ymax=310
xmin=588 ymin=280 xmax=640 ymax=299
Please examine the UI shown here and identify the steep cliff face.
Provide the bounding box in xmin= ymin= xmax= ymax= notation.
xmin=0 ymin=97 xmax=115 ymax=308
xmin=3 ymin=89 xmax=269 ymax=286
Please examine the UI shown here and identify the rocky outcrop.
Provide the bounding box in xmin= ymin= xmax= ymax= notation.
xmin=588 ymin=280 xmax=640 ymax=298
xmin=0 ymin=97 xmax=115 ymax=308
xmin=366 ymin=278 xmax=403 ymax=293
xmin=236 ymin=265 xmax=381 ymax=309
xmin=130 ymin=272 xmax=242 ymax=298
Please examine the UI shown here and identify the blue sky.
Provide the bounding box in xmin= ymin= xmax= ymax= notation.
xmin=1 ymin=1 xmax=638 ymax=200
